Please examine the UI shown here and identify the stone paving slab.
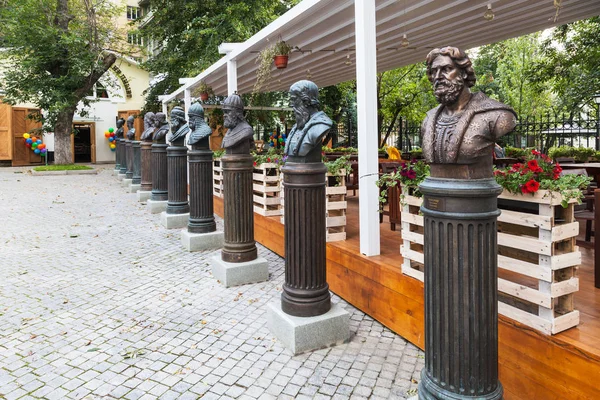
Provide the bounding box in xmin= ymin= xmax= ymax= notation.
xmin=0 ymin=165 xmax=423 ymax=399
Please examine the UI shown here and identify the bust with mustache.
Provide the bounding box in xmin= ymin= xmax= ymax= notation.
xmin=284 ymin=80 xmax=333 ymax=163
xmin=421 ymin=46 xmax=517 ymax=178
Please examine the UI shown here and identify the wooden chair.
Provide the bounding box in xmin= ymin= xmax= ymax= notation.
xmin=255 ymin=140 xmax=265 ymax=152
xmin=379 ymin=162 xmax=402 ymax=231
xmin=562 ymin=168 xmax=596 ymax=246
xmin=555 ymin=156 xmax=576 ymax=164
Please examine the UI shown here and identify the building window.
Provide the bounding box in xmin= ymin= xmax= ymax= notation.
xmin=127 ymin=6 xmax=140 ymax=20
xmin=96 ymin=82 xmax=109 ymax=99
xmin=127 ymin=32 xmax=143 ymax=46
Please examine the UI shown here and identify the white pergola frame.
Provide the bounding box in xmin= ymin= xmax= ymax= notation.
xmin=162 ymin=0 xmax=599 ymax=256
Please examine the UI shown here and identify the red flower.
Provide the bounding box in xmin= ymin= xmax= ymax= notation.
xmin=493 ymin=170 xmax=505 ymax=176
xmin=253 ymin=161 xmax=257 ymax=166
xmin=531 ymin=149 xmax=541 ymax=156
xmin=525 ymin=179 xmax=540 ymax=193
xmin=521 ymin=185 xmax=530 ymax=194
xmin=406 ymin=169 xmax=417 ymax=180
xmin=527 ymin=160 xmax=543 ymax=173
xmin=267 ymin=157 xmax=271 ymax=162
xmin=511 ymin=163 xmax=522 ymax=171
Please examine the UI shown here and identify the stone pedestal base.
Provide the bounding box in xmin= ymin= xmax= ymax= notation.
xmin=118 ymin=173 xmax=126 ymax=181
xmin=122 ymin=178 xmax=132 ymax=187
xmin=128 ymin=183 xmax=141 ymax=193
xmin=267 ymin=301 xmax=350 ymax=355
xmin=147 ymin=199 xmax=168 ymax=214
xmin=210 ymin=254 xmax=268 ymax=287
xmin=113 ymin=170 xmax=119 ymax=176
xmin=160 ymin=211 xmax=189 ymax=229
xmin=181 ymin=230 xmax=224 ymax=252
xmin=137 ymin=191 xmax=152 ymax=203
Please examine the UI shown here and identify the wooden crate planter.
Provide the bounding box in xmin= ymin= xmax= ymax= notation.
xmin=400 ymin=188 xmax=581 ymax=335
xmin=253 ymin=163 xmax=283 ymax=216
xmin=213 ymin=158 xmax=223 ymax=198
xmin=280 ymin=170 xmax=347 ymax=242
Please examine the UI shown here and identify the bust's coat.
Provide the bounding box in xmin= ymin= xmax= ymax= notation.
xmin=421 ymin=92 xmax=516 ymax=164
xmin=284 ymin=111 xmax=333 ymax=157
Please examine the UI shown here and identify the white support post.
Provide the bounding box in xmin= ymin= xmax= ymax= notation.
xmin=355 ymin=0 xmax=380 ymax=256
xmin=227 ymin=59 xmax=238 ymax=96
xmin=184 ymin=89 xmax=192 ymax=121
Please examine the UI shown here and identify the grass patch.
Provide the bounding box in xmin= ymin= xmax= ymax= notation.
xmin=33 ymin=164 xmax=93 ymax=171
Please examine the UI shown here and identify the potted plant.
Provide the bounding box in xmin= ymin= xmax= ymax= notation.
xmin=194 ymin=81 xmax=213 ymax=101
xmin=272 ymin=40 xmax=293 ymax=69
xmin=254 ymin=40 xmax=294 ymax=94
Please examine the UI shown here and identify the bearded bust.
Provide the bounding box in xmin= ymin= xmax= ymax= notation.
xmin=221 ymin=93 xmax=254 ymax=154
xmin=284 ymin=80 xmax=333 ymax=163
xmin=140 ymin=112 xmax=156 ymax=141
xmin=115 ymin=117 xmax=125 ymax=139
xmin=166 ymin=106 xmax=190 ymax=146
xmin=126 ymin=115 xmax=136 ymax=140
xmin=153 ymin=112 xmax=169 ymax=144
xmin=187 ymin=102 xmax=212 ymax=149
xmin=421 ymin=47 xmax=517 ymax=178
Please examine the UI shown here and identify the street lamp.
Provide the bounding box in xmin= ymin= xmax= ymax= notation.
xmin=594 ymin=93 xmax=600 ymax=150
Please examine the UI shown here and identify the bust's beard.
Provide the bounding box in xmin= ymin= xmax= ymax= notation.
xmin=434 ymin=80 xmax=464 ymax=106
xmin=294 ymin=107 xmax=310 ymax=129
xmin=224 ymin=115 xmax=241 ymax=129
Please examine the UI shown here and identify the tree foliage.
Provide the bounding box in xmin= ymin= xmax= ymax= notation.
xmin=531 ymin=16 xmax=600 ymax=114
xmin=0 ymin=0 xmax=124 ymax=164
xmin=138 ymin=0 xmax=298 ymax=113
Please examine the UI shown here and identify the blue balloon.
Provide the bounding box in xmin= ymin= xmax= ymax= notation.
xmin=108 ymin=137 xmax=114 ymax=142
xmin=36 ymin=139 xmax=42 ymax=144
xmin=34 ymin=149 xmax=41 ymax=154
xmin=26 ymin=138 xmax=33 ymax=144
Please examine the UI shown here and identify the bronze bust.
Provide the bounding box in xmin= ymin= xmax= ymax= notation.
xmin=140 ymin=112 xmax=156 ymax=141
xmin=126 ymin=115 xmax=136 ymax=140
xmin=115 ymin=117 xmax=125 ymax=139
xmin=187 ymin=102 xmax=212 ymax=149
xmin=221 ymin=94 xmax=254 ymax=154
xmin=153 ymin=112 xmax=169 ymax=143
xmin=284 ymin=80 xmax=333 ymax=163
xmin=167 ymin=106 xmax=190 ymax=146
xmin=421 ymin=46 xmax=516 ymax=178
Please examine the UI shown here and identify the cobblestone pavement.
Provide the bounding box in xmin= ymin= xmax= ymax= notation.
xmin=0 ymin=166 xmax=424 ymax=400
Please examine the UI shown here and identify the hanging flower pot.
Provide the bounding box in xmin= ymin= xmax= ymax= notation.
xmin=274 ymin=55 xmax=289 ymax=69
xmin=199 ymin=92 xmax=209 ymax=101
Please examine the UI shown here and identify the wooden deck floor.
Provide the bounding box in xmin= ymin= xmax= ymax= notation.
xmin=214 ymin=193 xmax=600 ymax=399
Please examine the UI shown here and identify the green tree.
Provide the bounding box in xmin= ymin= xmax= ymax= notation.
xmin=139 ymin=0 xmax=298 ymax=113
xmin=0 ymin=0 xmax=123 ymax=164
xmin=474 ymin=34 xmax=552 ymax=118
xmin=377 ymin=63 xmax=436 ymax=147
xmin=532 ymin=16 xmax=600 ymax=115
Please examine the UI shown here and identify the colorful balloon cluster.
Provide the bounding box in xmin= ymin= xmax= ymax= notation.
xmin=269 ymin=131 xmax=286 ymax=148
xmin=104 ymin=128 xmax=116 ymax=151
xmin=22 ymin=133 xmax=47 ymax=156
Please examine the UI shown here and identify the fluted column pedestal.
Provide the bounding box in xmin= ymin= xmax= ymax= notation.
xmin=137 ymin=141 xmax=153 ymax=202
xmin=211 ymin=152 xmax=267 ymax=286
xmin=181 ymin=145 xmax=223 ymax=252
xmin=267 ymin=159 xmax=349 ymax=355
xmin=160 ymin=141 xmax=189 ymax=229
xmin=417 ymin=176 xmax=503 ymax=400
xmin=125 ymin=140 xmax=134 ymax=179
xmin=117 ymin=138 xmax=127 ymax=179
xmin=128 ymin=141 xmax=142 ymax=193
xmin=114 ymin=139 xmax=121 ymax=176
xmin=148 ymin=142 xmax=168 ymax=214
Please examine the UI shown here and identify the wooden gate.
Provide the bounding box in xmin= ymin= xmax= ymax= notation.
xmin=11 ymin=108 xmax=42 ymax=167
xmin=0 ymin=103 xmax=12 ymax=161
xmin=117 ymin=110 xmax=143 ymax=140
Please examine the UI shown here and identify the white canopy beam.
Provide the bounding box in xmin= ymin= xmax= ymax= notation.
xmin=355 ymin=0 xmax=380 ymax=256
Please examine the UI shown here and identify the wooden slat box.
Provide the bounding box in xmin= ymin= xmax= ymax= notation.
xmin=400 ymin=188 xmax=580 ymax=335
xmin=253 ymin=163 xmax=283 ymax=216
xmin=213 ymin=158 xmax=223 ymax=198
xmin=280 ymin=170 xmax=347 ymax=242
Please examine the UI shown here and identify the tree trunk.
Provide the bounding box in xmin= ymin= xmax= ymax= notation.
xmin=54 ymin=107 xmax=76 ymax=165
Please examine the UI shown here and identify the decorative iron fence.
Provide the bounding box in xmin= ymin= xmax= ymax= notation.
xmin=336 ymin=112 xmax=600 ymax=154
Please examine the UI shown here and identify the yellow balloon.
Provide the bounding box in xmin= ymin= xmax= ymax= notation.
xmin=23 ymin=133 xmax=30 ymax=139
xmin=110 ymin=144 xmax=116 ymax=149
